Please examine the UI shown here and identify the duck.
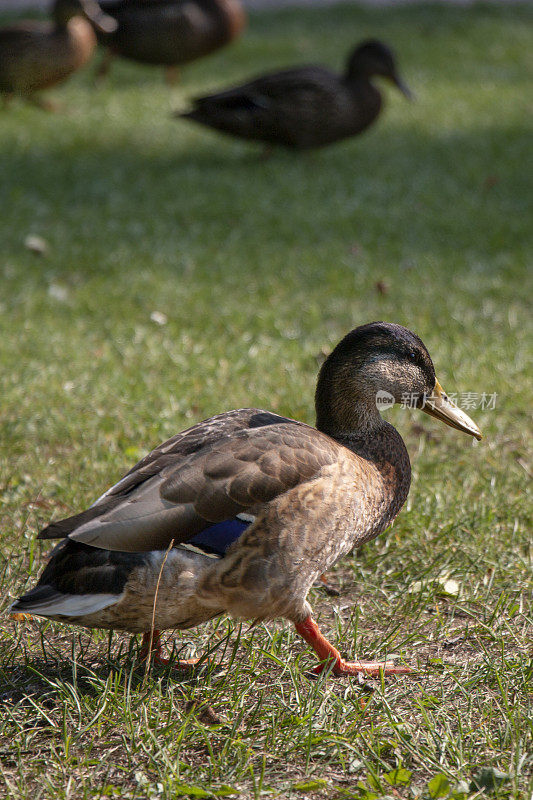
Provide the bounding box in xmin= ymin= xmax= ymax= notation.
xmin=0 ymin=0 xmax=116 ymax=109
xmin=179 ymin=39 xmax=411 ymax=151
xmin=93 ymin=0 xmax=246 ymax=84
xmin=10 ymin=323 xmax=481 ymax=677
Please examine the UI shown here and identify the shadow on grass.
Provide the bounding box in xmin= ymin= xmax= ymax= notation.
xmin=0 ymin=621 xmax=242 ymax=708
xmin=0 ymin=650 xmax=204 ymax=709
xmin=2 ymin=119 xmax=530 ymax=279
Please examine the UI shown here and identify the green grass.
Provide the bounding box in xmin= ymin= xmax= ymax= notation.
xmin=0 ymin=2 xmax=532 ymax=798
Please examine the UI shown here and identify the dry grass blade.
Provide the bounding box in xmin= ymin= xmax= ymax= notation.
xmin=143 ymin=537 xmax=175 ymax=683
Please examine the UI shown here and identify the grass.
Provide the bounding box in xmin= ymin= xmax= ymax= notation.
xmin=0 ymin=2 xmax=532 ymax=798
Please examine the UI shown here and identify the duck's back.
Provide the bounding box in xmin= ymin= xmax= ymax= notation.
xmin=98 ymin=0 xmax=245 ymax=65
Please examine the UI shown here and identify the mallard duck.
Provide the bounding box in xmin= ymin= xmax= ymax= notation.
xmin=0 ymin=0 xmax=116 ymax=108
xmin=179 ymin=39 xmax=411 ymax=151
xmin=11 ymin=323 xmax=481 ymax=677
xmin=93 ymin=0 xmax=246 ymax=83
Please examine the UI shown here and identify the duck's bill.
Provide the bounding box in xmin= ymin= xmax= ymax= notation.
xmin=81 ymin=0 xmax=118 ymax=33
xmin=421 ymin=380 xmax=482 ymax=440
xmin=391 ymin=74 xmax=413 ymax=100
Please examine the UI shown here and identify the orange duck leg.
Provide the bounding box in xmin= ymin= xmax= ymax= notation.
xmin=295 ymin=616 xmax=413 ymax=677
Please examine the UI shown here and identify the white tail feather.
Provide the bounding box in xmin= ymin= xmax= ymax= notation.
xmin=11 ymin=592 xmax=120 ymax=618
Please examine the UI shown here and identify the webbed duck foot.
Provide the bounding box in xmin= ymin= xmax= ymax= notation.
xmin=140 ymin=630 xmax=202 ymax=672
xmin=10 ymin=612 xmax=33 ymax=622
xmin=312 ymin=659 xmax=413 ymax=677
xmin=295 ymin=616 xmax=413 ymax=678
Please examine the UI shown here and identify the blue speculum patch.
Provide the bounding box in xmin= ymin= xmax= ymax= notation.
xmin=188 ymin=517 xmax=251 ymax=556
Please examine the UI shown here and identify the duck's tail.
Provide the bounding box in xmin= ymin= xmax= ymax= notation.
xmin=9 ymin=585 xmax=120 ymax=620
xmin=8 ymin=539 xmax=146 ymax=621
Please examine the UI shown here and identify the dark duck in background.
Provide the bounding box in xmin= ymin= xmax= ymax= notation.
xmin=180 ymin=40 xmax=411 ymax=150
xmin=93 ymin=0 xmax=246 ymax=83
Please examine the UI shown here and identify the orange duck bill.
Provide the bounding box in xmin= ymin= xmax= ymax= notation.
xmin=420 ymin=380 xmax=482 ymax=440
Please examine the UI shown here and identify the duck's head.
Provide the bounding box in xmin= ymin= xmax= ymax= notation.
xmin=316 ymin=322 xmax=482 ymax=440
xmin=53 ymin=0 xmax=117 ymax=32
xmin=346 ymin=40 xmax=412 ymax=98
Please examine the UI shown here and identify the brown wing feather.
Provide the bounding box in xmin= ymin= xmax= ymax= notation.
xmin=38 ymin=409 xmax=284 ymax=540
xmin=64 ymin=419 xmax=341 ymax=553
xmin=105 ymin=409 xmax=287 ymax=496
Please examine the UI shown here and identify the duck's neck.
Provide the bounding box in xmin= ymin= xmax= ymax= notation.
xmin=342 ymin=67 xmax=382 ymax=118
xmin=315 ymin=365 xmax=411 ymax=525
xmin=344 ymin=51 xmax=379 ymax=81
xmin=315 ymin=357 xmax=385 ymax=442
xmin=316 ymin=400 xmax=385 ymax=444
xmin=314 ymin=358 xmax=410 ymax=471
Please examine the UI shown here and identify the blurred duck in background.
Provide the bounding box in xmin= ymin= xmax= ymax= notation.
xmin=0 ymin=0 xmax=116 ymax=110
xmin=93 ymin=0 xmax=246 ymax=84
xmin=180 ymin=39 xmax=411 ymax=152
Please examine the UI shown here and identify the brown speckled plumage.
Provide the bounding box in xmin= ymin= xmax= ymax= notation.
xmin=11 ymin=323 xmax=481 ymax=676
xmin=180 ymin=40 xmax=410 ymax=150
xmin=197 ymin=434 xmax=410 ymax=624
xmin=0 ymin=0 xmax=115 ymax=102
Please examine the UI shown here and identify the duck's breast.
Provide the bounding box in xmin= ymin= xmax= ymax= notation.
xmin=7 ymin=20 xmax=97 ymax=94
xmin=343 ymin=79 xmax=383 ymax=136
xmin=196 ymin=447 xmax=402 ymax=622
xmin=64 ymin=18 xmax=97 ymax=72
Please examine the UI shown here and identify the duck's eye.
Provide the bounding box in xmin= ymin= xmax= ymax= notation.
xmin=408 ymin=351 xmax=417 ymax=360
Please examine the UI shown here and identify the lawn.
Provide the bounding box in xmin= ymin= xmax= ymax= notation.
xmin=0 ymin=2 xmax=531 ymax=798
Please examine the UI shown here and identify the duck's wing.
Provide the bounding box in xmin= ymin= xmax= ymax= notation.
xmin=102 ymin=408 xmax=283 ymax=499
xmin=38 ymin=409 xmax=340 ymax=553
xmin=38 ymin=408 xmax=276 ymax=541
xmin=183 ymin=67 xmax=344 ymax=146
xmin=191 ymin=66 xmax=337 ymax=109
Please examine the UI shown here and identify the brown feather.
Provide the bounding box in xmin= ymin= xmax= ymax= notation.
xmin=67 ymin=421 xmax=339 ymax=551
